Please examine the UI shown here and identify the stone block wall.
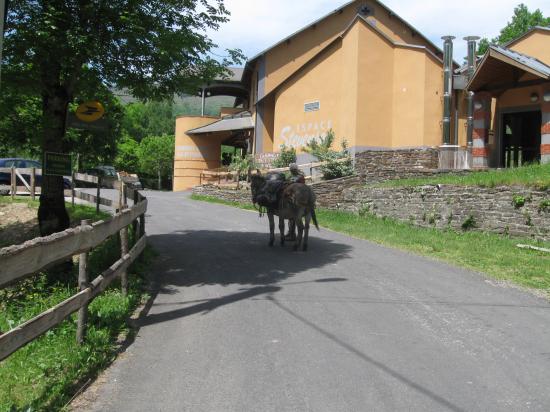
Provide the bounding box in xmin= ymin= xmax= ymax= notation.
xmin=193 ymin=185 xmax=252 ymax=204
xmin=335 ymin=184 xmax=550 ymax=241
xmin=355 ymin=148 xmax=441 ymax=182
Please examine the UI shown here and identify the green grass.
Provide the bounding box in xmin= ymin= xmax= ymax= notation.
xmin=376 ymin=162 xmax=550 ymax=189
xmin=191 ymin=194 xmax=550 ymax=292
xmin=0 ymin=202 xmax=152 ymax=411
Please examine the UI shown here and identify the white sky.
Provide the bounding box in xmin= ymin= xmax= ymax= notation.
xmin=208 ymin=0 xmax=550 ymax=63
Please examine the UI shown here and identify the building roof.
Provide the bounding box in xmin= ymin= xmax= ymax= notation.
xmin=257 ymin=14 xmax=445 ymax=103
xmin=492 ymin=45 xmax=550 ymax=77
xmin=467 ymin=45 xmax=550 ymax=92
xmin=246 ymin=0 xmax=444 ymax=66
xmin=186 ymin=111 xmax=254 ymax=135
xmin=214 ymin=67 xmax=245 ymax=83
xmin=503 ymin=25 xmax=550 ymax=49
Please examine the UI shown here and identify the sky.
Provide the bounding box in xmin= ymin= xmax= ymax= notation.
xmin=208 ymin=0 xmax=550 ymax=64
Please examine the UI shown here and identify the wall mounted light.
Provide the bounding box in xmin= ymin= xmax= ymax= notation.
xmin=544 ymin=91 xmax=550 ymax=102
xmin=530 ymin=92 xmax=539 ymax=102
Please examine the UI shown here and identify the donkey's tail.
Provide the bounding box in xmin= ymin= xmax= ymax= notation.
xmin=311 ymin=208 xmax=320 ymax=231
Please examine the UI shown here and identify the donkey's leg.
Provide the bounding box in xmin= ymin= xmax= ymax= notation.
xmin=279 ymin=216 xmax=286 ymax=246
xmin=268 ymin=212 xmax=275 ymax=247
xmin=294 ymin=212 xmax=305 ymax=252
xmin=302 ymin=212 xmax=311 ymax=251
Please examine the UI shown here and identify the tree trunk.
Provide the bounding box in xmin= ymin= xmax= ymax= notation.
xmin=38 ymin=87 xmax=71 ymax=237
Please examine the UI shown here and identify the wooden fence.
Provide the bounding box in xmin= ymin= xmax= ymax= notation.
xmin=0 ymin=183 xmax=148 ymax=361
xmin=0 ymin=168 xmax=116 ymax=212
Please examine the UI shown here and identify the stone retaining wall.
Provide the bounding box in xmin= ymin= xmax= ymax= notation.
xmin=193 ymin=180 xmax=550 ymax=241
xmin=193 ymin=185 xmax=252 ymax=204
xmin=337 ymin=184 xmax=550 ymax=241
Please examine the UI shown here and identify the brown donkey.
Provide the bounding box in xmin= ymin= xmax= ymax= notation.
xmin=250 ymin=173 xmax=319 ymax=251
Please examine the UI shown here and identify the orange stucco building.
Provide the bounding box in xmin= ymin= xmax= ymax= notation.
xmin=173 ymin=0 xmax=550 ymax=191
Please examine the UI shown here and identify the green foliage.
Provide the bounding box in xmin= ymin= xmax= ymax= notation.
xmin=477 ymin=4 xmax=550 ymax=55
xmin=358 ymin=203 xmax=372 ymax=217
xmin=303 ymin=130 xmax=354 ymax=180
xmin=228 ymin=155 xmax=258 ymax=184
xmin=539 ymin=199 xmax=550 ymax=213
xmin=461 ymin=215 xmax=477 ymax=230
xmin=0 ymin=202 xmax=150 ymax=410
xmin=512 ymin=194 xmax=526 ymax=208
xmin=115 ymin=136 xmax=141 ymax=174
xmin=272 ymin=145 xmax=297 ymax=168
xmin=138 ymin=135 xmax=175 ymax=189
xmin=3 ymin=0 xmax=243 ymax=100
xmin=122 ymin=101 xmax=175 ymax=142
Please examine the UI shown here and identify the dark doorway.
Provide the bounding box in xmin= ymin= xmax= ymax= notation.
xmin=501 ymin=111 xmax=541 ymax=167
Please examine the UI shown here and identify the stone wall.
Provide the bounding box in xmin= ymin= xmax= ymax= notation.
xmin=193 ymin=185 xmax=252 ymax=204
xmin=336 ymin=184 xmax=550 ymax=241
xmin=192 ymin=173 xmax=550 ymax=241
xmin=355 ymin=148 xmax=439 ymax=181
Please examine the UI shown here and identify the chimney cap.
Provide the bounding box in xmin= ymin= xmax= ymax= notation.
xmin=463 ymin=36 xmax=481 ymax=41
xmin=441 ymin=35 xmax=456 ymax=41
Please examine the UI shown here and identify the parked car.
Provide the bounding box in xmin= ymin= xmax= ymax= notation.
xmin=81 ymin=165 xmax=143 ymax=190
xmin=0 ymin=158 xmax=71 ymax=194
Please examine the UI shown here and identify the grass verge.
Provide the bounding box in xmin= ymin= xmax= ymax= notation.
xmin=191 ymin=194 xmax=550 ymax=292
xmin=0 ymin=201 xmax=152 ymax=411
xmin=375 ymin=162 xmax=550 ymax=189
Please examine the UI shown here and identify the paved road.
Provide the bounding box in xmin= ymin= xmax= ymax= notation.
xmin=82 ymin=191 xmax=550 ymax=412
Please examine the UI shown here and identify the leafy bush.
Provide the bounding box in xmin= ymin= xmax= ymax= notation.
xmin=303 ymin=130 xmax=354 ymax=180
xmin=512 ymin=194 xmax=526 ymax=208
xmin=229 ymin=155 xmax=258 ymax=186
xmin=272 ymin=145 xmax=296 ymax=168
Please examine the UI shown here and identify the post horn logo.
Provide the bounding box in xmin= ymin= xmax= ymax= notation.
xmin=76 ymin=101 xmax=105 ymax=122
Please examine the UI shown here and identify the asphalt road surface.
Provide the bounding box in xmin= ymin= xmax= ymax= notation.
xmin=81 ymin=190 xmax=550 ymax=412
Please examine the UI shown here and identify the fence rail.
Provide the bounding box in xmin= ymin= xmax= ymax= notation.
xmin=0 ymin=180 xmax=147 ymax=361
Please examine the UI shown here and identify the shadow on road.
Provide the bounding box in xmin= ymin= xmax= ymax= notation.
xmin=147 ymin=229 xmax=352 ymax=288
xmin=134 ymin=230 xmax=352 ymax=327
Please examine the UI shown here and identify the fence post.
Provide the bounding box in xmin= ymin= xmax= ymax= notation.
xmin=30 ymin=167 xmax=36 ymax=201
xmin=10 ymin=166 xmax=15 ymax=199
xmin=119 ymin=207 xmax=129 ymax=297
xmin=71 ymin=171 xmax=75 ymax=207
xmin=139 ymin=212 xmax=145 ymax=238
xmin=117 ymin=178 xmax=123 ymax=212
xmin=76 ymin=219 xmax=90 ymax=344
xmin=96 ymin=176 xmax=101 ymax=214
xmin=132 ymin=190 xmax=139 ymax=244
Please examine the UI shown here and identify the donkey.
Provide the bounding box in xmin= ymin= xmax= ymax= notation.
xmin=250 ymin=172 xmax=319 ymax=251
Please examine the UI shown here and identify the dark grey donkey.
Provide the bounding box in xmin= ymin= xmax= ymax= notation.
xmin=250 ymin=172 xmax=319 ymax=251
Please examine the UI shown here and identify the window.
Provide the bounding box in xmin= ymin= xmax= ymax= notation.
xmin=304 ymin=101 xmax=320 ymax=112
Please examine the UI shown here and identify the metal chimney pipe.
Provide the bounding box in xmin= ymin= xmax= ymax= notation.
xmin=441 ymin=36 xmax=455 ymax=146
xmin=464 ymin=36 xmax=480 ymax=148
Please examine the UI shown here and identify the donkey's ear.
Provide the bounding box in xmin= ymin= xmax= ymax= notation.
xmin=256 ymin=169 xmax=261 ymax=175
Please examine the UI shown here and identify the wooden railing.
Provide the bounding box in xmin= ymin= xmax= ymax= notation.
xmin=198 ymin=158 xmax=350 ymax=187
xmin=0 ymin=184 xmax=148 ymax=361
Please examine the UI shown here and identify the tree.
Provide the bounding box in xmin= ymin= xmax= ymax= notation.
xmin=477 ymin=4 xmax=550 ymax=55
xmin=303 ymin=130 xmax=354 ymax=180
xmin=139 ymin=135 xmax=175 ymax=190
xmin=121 ymin=101 xmax=175 ymax=142
xmin=3 ymin=0 xmax=242 ymax=236
xmin=114 ymin=136 xmax=141 ymax=174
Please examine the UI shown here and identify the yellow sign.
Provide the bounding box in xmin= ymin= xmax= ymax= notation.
xmin=76 ymin=101 xmax=105 ymax=122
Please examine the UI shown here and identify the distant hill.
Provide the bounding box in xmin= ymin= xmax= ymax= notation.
xmin=115 ymin=91 xmax=236 ymax=117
